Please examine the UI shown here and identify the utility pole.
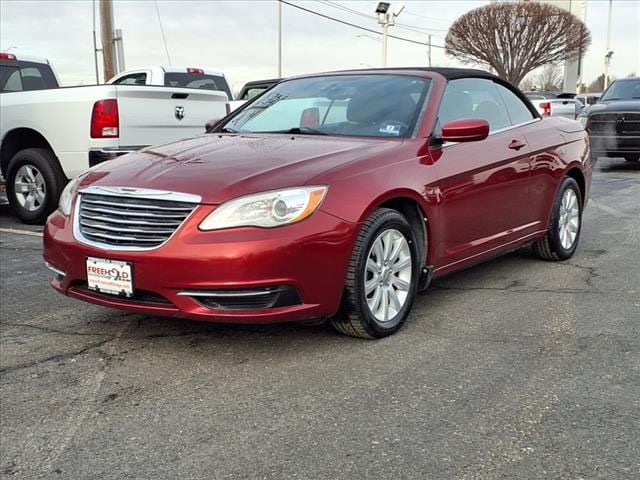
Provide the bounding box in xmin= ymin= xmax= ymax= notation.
xmin=604 ymin=0 xmax=613 ymax=89
xmin=376 ymin=2 xmax=404 ymax=67
xmin=114 ymin=28 xmax=125 ymax=73
xmin=278 ymin=0 xmax=282 ymax=77
xmin=381 ymin=21 xmax=389 ymax=67
xmin=99 ymin=0 xmax=117 ymax=82
xmin=92 ymin=0 xmax=101 ymax=84
xmin=427 ymin=34 xmax=432 ymax=67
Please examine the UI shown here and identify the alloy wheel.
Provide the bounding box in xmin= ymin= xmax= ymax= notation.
xmin=364 ymin=229 xmax=412 ymax=322
xmin=14 ymin=165 xmax=46 ymax=212
xmin=558 ymin=188 xmax=580 ymax=250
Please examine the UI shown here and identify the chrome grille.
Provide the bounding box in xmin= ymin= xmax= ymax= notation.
xmin=589 ymin=112 xmax=640 ymax=135
xmin=76 ymin=190 xmax=198 ymax=249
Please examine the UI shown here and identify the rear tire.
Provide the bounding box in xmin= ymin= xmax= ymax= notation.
xmin=533 ymin=177 xmax=582 ymax=261
xmin=330 ymin=208 xmax=420 ymax=339
xmin=5 ymin=148 xmax=66 ymax=224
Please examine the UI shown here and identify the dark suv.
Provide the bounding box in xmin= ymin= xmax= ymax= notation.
xmin=579 ymin=77 xmax=640 ymax=162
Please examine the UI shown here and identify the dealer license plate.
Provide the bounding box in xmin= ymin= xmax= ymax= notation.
xmin=86 ymin=257 xmax=133 ymax=297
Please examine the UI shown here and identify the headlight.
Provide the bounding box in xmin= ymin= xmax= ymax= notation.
xmin=58 ymin=176 xmax=83 ymax=216
xmin=199 ymin=186 xmax=328 ymax=230
xmin=579 ymin=115 xmax=589 ymax=128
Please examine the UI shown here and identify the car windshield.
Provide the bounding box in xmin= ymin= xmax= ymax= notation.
xmin=219 ymin=74 xmax=431 ymax=138
xmin=600 ymin=78 xmax=640 ymax=101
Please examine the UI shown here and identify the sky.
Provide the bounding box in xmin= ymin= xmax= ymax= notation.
xmin=1 ymin=0 xmax=638 ymax=94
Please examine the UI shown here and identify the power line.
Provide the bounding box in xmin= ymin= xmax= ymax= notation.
xmin=317 ymin=0 xmax=449 ymax=34
xmin=318 ymin=0 xmax=376 ymax=20
xmin=280 ymin=0 xmax=445 ymax=48
xmin=403 ymin=10 xmax=454 ymax=23
xmin=154 ymin=0 xmax=172 ymax=65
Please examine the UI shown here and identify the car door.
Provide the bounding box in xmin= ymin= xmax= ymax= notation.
xmin=431 ymin=78 xmax=533 ymax=268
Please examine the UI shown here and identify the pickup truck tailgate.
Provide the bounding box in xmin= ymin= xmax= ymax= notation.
xmin=115 ymin=86 xmax=227 ymax=147
xmin=532 ymin=99 xmax=578 ymax=119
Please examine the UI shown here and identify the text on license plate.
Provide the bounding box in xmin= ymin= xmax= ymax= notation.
xmin=86 ymin=257 xmax=133 ymax=297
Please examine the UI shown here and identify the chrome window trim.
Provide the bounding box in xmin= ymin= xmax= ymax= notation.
xmin=441 ymin=118 xmax=541 ymax=148
xmin=72 ymin=186 xmax=201 ymax=252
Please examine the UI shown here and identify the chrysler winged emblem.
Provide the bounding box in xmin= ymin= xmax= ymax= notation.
xmin=175 ymin=106 xmax=185 ymax=121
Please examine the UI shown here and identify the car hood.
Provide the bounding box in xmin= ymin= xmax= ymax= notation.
xmin=587 ymin=100 xmax=640 ymax=114
xmin=82 ymin=134 xmax=401 ymax=204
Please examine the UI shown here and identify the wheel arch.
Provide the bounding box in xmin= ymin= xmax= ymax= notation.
xmin=1 ymin=128 xmax=60 ymax=177
xmin=363 ymin=191 xmax=432 ymax=268
xmin=564 ymin=165 xmax=586 ymax=206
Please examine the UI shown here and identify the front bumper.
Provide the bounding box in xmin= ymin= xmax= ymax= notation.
xmin=588 ymin=135 xmax=640 ymax=157
xmin=43 ymin=205 xmax=356 ymax=324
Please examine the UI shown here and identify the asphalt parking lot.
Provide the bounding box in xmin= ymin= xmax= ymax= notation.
xmin=1 ymin=158 xmax=638 ymax=480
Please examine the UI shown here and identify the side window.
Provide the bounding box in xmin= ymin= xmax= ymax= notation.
xmin=19 ymin=62 xmax=59 ymax=89
xmin=242 ymin=87 xmax=267 ymax=101
xmin=0 ymin=66 xmax=22 ymax=92
xmin=19 ymin=67 xmax=46 ymax=90
xmin=495 ymin=83 xmax=536 ymax=125
xmin=438 ymin=78 xmax=511 ymax=132
xmin=112 ymin=73 xmax=147 ymax=85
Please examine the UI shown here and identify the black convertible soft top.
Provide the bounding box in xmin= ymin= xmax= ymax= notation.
xmin=354 ymin=67 xmax=496 ymax=80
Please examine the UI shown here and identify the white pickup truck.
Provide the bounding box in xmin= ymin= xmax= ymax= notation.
xmin=107 ymin=66 xmax=233 ymax=100
xmin=0 ymin=55 xmax=229 ymax=223
xmin=524 ymin=91 xmax=583 ymax=119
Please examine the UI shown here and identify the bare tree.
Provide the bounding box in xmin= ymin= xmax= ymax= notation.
xmin=445 ymin=2 xmax=591 ymax=85
xmin=519 ymin=75 xmax=536 ymax=91
xmin=536 ymin=64 xmax=563 ymax=91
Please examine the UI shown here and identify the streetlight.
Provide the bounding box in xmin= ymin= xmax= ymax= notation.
xmin=376 ymin=2 xmax=404 ymax=67
xmin=604 ymin=50 xmax=614 ymax=89
xmin=604 ymin=0 xmax=613 ymax=89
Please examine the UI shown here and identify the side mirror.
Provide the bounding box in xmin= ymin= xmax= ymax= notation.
xmin=441 ymin=118 xmax=489 ymax=143
xmin=205 ymin=118 xmax=221 ymax=131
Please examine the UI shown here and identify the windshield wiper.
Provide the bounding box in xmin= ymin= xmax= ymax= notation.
xmin=219 ymin=127 xmax=240 ymax=133
xmin=264 ymin=127 xmax=329 ymax=136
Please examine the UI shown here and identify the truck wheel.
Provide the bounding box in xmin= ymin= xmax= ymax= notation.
xmin=330 ymin=208 xmax=420 ymax=339
xmin=6 ymin=148 xmax=67 ymax=224
xmin=533 ymin=177 xmax=582 ymax=261
xmin=624 ymin=155 xmax=638 ymax=162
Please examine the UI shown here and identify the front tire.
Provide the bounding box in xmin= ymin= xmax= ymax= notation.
xmin=331 ymin=208 xmax=420 ymax=339
xmin=6 ymin=148 xmax=66 ymax=224
xmin=533 ymin=177 xmax=583 ymax=261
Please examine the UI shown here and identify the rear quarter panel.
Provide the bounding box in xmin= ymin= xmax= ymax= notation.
xmin=523 ymin=117 xmax=591 ymax=226
xmin=0 ymin=86 xmax=121 ymax=177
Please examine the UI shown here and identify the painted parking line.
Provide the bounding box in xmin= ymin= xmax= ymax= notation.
xmin=0 ymin=228 xmax=43 ymax=237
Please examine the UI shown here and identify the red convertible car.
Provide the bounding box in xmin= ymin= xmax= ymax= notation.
xmin=44 ymin=68 xmax=591 ymax=338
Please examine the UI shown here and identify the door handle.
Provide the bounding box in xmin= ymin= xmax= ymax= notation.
xmin=508 ymin=140 xmax=526 ymax=151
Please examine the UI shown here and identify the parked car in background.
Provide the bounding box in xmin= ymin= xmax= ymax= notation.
xmin=1 ymin=58 xmax=229 ymax=223
xmin=575 ymin=92 xmax=601 ymax=106
xmin=579 ymin=77 xmax=640 ymax=162
xmin=44 ymin=68 xmax=591 ymax=339
xmin=227 ymin=78 xmax=281 ymax=112
xmin=108 ymin=66 xmax=232 ymax=100
xmin=524 ymin=91 xmax=582 ymax=119
xmin=0 ymin=52 xmax=60 ymax=92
